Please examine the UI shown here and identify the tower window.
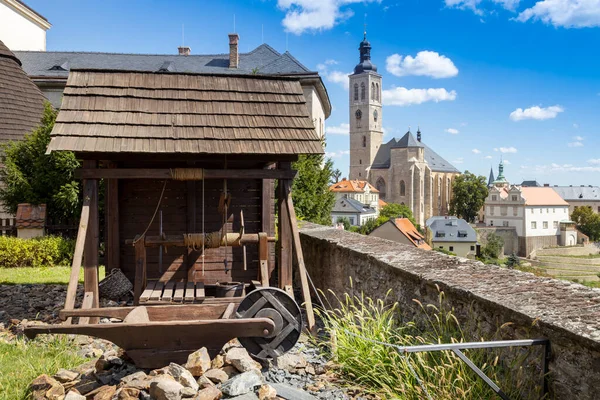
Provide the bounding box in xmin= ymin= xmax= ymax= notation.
xmin=400 ymin=180 xmax=406 ymax=197
xmin=362 ymin=136 xmax=366 ymax=147
xmin=359 ymin=159 xmax=362 ymax=164
xmin=354 ymin=83 xmax=358 ymax=101
xmin=360 ymin=82 xmax=365 ymax=100
xmin=371 ymin=82 xmax=375 ymax=100
xmin=376 ymin=83 xmax=380 ymax=101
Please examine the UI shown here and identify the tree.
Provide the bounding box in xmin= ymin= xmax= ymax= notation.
xmin=449 ymin=171 xmax=488 ymax=223
xmin=505 ymin=253 xmax=521 ymax=269
xmin=481 ymin=232 xmax=504 ymax=260
xmin=0 ymin=103 xmax=81 ymax=224
xmin=291 ymin=154 xmax=336 ymax=226
xmin=331 ymin=169 xmax=342 ymax=184
xmin=379 ymin=203 xmax=416 ymax=226
xmin=571 ymin=206 xmax=600 ymax=241
xmin=336 ymin=217 xmax=351 ymax=230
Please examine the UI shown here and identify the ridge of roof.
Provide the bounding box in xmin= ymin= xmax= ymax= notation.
xmin=0 ymin=40 xmax=22 ymax=66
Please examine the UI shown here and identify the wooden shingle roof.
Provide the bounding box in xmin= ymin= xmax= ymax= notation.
xmin=48 ymin=69 xmax=324 ymax=155
xmin=0 ymin=40 xmax=45 ymax=144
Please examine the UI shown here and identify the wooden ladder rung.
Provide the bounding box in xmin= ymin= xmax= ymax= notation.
xmin=173 ymin=282 xmax=185 ymax=302
xmin=150 ymin=282 xmax=164 ymax=301
xmin=184 ymin=282 xmax=195 ymax=302
xmin=139 ymin=281 xmax=156 ymax=303
xmin=162 ymin=281 xmax=175 ymax=302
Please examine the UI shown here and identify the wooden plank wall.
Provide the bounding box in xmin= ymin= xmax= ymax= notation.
xmin=119 ymin=177 xmax=274 ymax=285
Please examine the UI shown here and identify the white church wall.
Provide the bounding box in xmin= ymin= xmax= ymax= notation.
xmin=0 ymin=1 xmax=48 ymax=51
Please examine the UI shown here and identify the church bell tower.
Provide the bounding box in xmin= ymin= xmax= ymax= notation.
xmin=348 ymin=32 xmax=383 ymax=180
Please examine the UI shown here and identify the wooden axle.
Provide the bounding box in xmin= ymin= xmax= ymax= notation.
xmin=126 ymin=233 xmax=276 ymax=248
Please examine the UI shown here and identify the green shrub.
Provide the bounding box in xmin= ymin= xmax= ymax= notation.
xmin=434 ymin=247 xmax=457 ymax=256
xmin=0 ymin=236 xmax=74 ymax=268
xmin=505 ymin=253 xmax=521 ymax=269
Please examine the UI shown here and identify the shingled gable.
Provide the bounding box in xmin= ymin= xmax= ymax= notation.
xmin=0 ymin=40 xmax=45 ymax=144
xmin=47 ymin=69 xmax=323 ymax=155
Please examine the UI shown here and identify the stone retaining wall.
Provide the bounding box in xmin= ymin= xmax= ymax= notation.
xmin=535 ymin=243 xmax=600 ymax=257
xmin=476 ymin=226 xmax=518 ymax=255
xmin=299 ymin=222 xmax=600 ymax=400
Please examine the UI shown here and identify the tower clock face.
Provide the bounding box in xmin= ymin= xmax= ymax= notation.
xmin=355 ymin=109 xmax=362 ymax=119
xmin=373 ymin=110 xmax=378 ymax=121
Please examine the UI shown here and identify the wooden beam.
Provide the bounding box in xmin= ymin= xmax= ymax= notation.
xmin=75 ymin=168 xmax=297 ymax=180
xmin=105 ymin=162 xmax=120 ymax=272
xmin=133 ymin=237 xmax=147 ymax=306
xmin=277 ymin=163 xmax=293 ymax=293
xmin=262 ymin=163 xmax=275 ymax=276
xmin=186 ymin=174 xmax=196 ymax=277
xmin=78 ymin=292 xmax=94 ymax=325
xmin=282 ymin=180 xmax=315 ymax=332
xmin=63 ymin=179 xmax=94 ymax=324
xmin=126 ymin=233 xmax=276 ymax=247
xmin=258 ymin=232 xmax=269 ymax=288
xmin=83 ymin=160 xmax=100 ymax=324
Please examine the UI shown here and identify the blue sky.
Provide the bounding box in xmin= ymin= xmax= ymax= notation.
xmin=27 ymin=0 xmax=600 ymax=185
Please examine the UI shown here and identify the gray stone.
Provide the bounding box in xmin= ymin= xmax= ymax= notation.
xmin=54 ymin=368 xmax=79 ymax=383
xmin=121 ymin=370 xmax=148 ymax=385
xmin=203 ymin=369 xmax=228 ymax=384
xmin=180 ymin=386 xmax=197 ymax=398
xmin=225 ymin=347 xmax=262 ymax=373
xmin=220 ymin=370 xmax=264 ymax=397
xmin=270 ymin=383 xmax=316 ymax=400
xmin=168 ymin=363 xmax=200 ymax=391
xmin=196 ymin=375 xmax=215 ymax=388
xmin=149 ymin=377 xmax=184 ymax=400
xmin=64 ymin=391 xmax=86 ymax=400
xmin=274 ymin=353 xmax=307 ymax=373
xmin=193 ymin=386 xmax=222 ymax=400
xmin=227 ymin=394 xmax=259 ymax=400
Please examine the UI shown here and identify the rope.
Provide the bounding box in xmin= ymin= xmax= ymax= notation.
xmin=170 ymin=168 xmax=204 ymax=181
xmin=342 ymin=329 xmax=434 ymax=400
xmin=133 ymin=180 xmax=168 ymax=245
xmin=183 ymin=231 xmax=221 ymax=250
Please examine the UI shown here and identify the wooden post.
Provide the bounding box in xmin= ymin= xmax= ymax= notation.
xmin=83 ymin=160 xmax=100 ymax=324
xmin=186 ymin=162 xmax=197 ymax=281
xmin=63 ymin=179 xmax=94 ymax=324
xmin=134 ymin=237 xmax=147 ymax=305
xmin=282 ymin=180 xmax=315 ymax=332
xmin=106 ymin=161 xmax=120 ymax=271
xmin=277 ymin=163 xmax=293 ymax=294
xmin=258 ymin=232 xmax=269 ymax=287
xmin=262 ymin=163 xmax=275 ymax=275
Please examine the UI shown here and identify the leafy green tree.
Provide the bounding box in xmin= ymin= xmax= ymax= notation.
xmin=481 ymin=232 xmax=504 ymax=260
xmin=0 ymin=103 xmax=81 ymax=224
xmin=331 ymin=169 xmax=342 ymax=184
xmin=291 ymin=154 xmax=335 ymax=225
xmin=336 ymin=217 xmax=351 ymax=230
xmin=379 ymin=203 xmax=416 ymax=226
xmin=571 ymin=206 xmax=600 ymax=241
xmin=449 ymin=171 xmax=488 ymax=223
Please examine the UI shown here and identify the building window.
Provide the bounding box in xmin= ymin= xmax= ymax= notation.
xmin=439 ymin=246 xmax=444 ymax=249
xmin=360 ymin=82 xmax=365 ymax=100
xmin=359 ymin=159 xmax=362 ymax=164
xmin=490 ymin=207 xmax=494 ymax=216
xmin=503 ymin=221 xmax=509 ymax=227
xmin=531 ymin=221 xmax=537 ymax=229
xmin=543 ymin=221 xmax=548 ymax=229
xmin=470 ymin=245 xmax=475 ymax=251
xmin=553 ymin=221 xmax=558 ymax=229
xmin=359 ymin=172 xmax=361 ymax=177
xmin=400 ymin=180 xmax=406 ymax=196
xmin=531 ymin=209 xmax=534 ymax=214
xmin=501 ymin=206 xmax=507 ymax=216
xmin=376 ymin=83 xmax=380 ymax=101
xmin=553 ymin=208 xmax=556 ymax=213
xmin=371 ymin=82 xmax=375 ymax=100
xmin=513 ymin=207 xmax=518 ymax=216
xmin=436 ymin=231 xmax=445 ymax=238
xmin=376 ymin=177 xmax=386 ymax=200
xmin=492 ymin=195 xmax=497 ymax=201
xmin=362 ymin=136 xmax=366 ymax=147
xmin=490 ymin=220 xmax=494 ymax=226
xmin=449 ymin=246 xmax=454 ymax=252
xmin=354 ymin=84 xmax=359 ymax=101
xmin=547 ymin=208 xmax=550 ymax=213
xmin=511 ymin=195 xmax=517 ymax=201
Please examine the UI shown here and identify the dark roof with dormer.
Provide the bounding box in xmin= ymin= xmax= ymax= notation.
xmin=371 ymin=131 xmax=460 ymax=173
xmin=0 ymin=40 xmax=45 ymax=144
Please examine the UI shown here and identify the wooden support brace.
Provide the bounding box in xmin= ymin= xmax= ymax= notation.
xmin=63 ymin=179 xmax=94 ymax=325
xmin=277 ymin=164 xmax=293 ymax=294
xmin=133 ymin=237 xmax=147 ymax=305
xmin=83 ymin=167 xmax=100 ymax=324
xmin=78 ymin=292 xmax=94 ymax=325
xmin=259 ymin=232 xmax=269 ymax=288
xmin=282 ymin=180 xmax=315 ymax=332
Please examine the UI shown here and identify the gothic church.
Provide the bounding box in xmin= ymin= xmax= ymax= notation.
xmin=348 ymin=35 xmax=461 ymax=226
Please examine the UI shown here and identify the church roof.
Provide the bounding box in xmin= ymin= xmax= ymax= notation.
xmin=488 ymin=168 xmax=495 ymax=186
xmin=371 ymin=131 xmax=460 ymax=173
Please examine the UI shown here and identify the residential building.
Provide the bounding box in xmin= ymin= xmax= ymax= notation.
xmin=426 ymin=216 xmax=477 ymax=258
xmin=552 ymin=185 xmax=600 ymax=216
xmin=331 ymin=197 xmax=378 ymax=227
xmin=485 ymin=161 xmax=571 ymax=256
xmin=347 ymin=34 xmax=460 ymax=227
xmin=14 ymin=35 xmax=331 ymax=138
xmin=0 ymin=0 xmax=50 ymax=51
xmin=329 ymin=179 xmax=381 ymax=210
xmin=369 ymin=218 xmax=431 ymax=250
xmin=0 ymin=39 xmax=45 ymax=218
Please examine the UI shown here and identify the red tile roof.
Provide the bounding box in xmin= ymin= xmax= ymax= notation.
xmin=392 ymin=218 xmax=431 ymax=250
xmin=329 ymin=179 xmax=379 ymax=193
xmin=15 ymin=203 xmax=46 ymax=228
xmin=521 ymin=187 xmax=568 ymax=206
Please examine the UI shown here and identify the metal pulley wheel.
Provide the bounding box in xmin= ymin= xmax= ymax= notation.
xmin=236 ymin=287 xmax=302 ymax=359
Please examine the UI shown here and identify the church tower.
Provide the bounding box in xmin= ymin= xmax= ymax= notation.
xmin=348 ymin=33 xmax=383 ymax=180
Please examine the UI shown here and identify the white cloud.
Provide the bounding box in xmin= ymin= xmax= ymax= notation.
xmin=446 ymin=128 xmax=460 ymax=134
xmin=568 ymin=141 xmax=584 ymax=147
xmin=517 ymin=0 xmax=600 ymax=28
xmin=494 ymin=147 xmax=518 ymax=153
xmin=588 ymin=159 xmax=600 ymax=165
xmin=509 ymin=105 xmax=564 ymax=121
xmin=382 ymin=87 xmax=457 ymax=106
xmin=532 ymin=163 xmax=600 ymax=173
xmin=325 ymin=123 xmax=350 ymax=135
xmin=278 ymin=0 xmax=380 ymax=35
xmin=317 ymin=64 xmax=350 ymax=90
xmin=472 ymin=148 xmax=481 ymax=154
xmin=324 ymin=59 xmax=338 ymax=65
xmin=573 ymin=135 xmax=584 ymax=141
xmin=325 ymin=149 xmax=350 ymax=158
xmin=385 ymin=51 xmax=459 ymax=78
xmin=503 ymin=159 xmax=512 ymax=164
xmin=445 ymin=0 xmax=484 ymax=14
xmin=485 ymin=155 xmax=493 ymax=159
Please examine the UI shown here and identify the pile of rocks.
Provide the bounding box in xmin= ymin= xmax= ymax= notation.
xmin=28 ymin=337 xmax=352 ymax=400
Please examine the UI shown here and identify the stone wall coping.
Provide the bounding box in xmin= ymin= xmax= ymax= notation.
xmin=299 ymin=222 xmax=600 ymax=349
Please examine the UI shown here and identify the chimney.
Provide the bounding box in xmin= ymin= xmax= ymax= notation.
xmin=228 ymin=33 xmax=239 ymax=69
xmin=178 ymin=46 xmax=191 ymax=56
xmin=544 ymin=183 xmax=550 ymax=187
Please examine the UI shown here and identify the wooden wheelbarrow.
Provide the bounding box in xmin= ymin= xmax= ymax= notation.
xmin=24 ymin=288 xmax=302 ymax=369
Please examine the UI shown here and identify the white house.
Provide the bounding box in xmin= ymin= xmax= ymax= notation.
xmin=485 ymin=167 xmax=571 ymax=256
xmin=329 ymin=179 xmax=386 ymax=226
xmin=0 ymin=0 xmax=50 ymax=51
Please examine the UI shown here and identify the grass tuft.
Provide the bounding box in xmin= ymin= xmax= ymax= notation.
xmin=0 ymin=266 xmax=105 ymax=285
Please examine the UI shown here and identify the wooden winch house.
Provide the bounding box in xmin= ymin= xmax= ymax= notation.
xmin=26 ymin=69 xmax=324 ymax=366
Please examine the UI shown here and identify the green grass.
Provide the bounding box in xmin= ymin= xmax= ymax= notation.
xmin=317 ymin=287 xmax=548 ymax=400
xmin=539 ymin=253 xmax=600 ymax=259
xmin=0 ymin=266 xmax=105 ymax=285
xmin=0 ymin=336 xmax=85 ymax=400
